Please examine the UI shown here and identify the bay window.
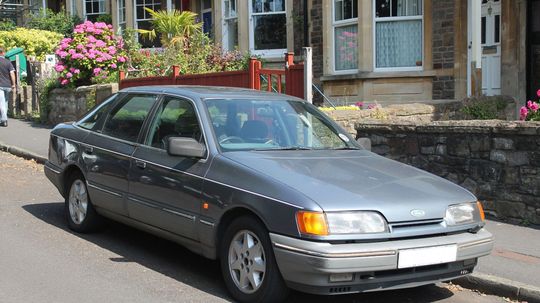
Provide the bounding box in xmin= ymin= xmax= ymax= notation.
xmin=249 ymin=0 xmax=287 ymax=57
xmin=374 ymin=0 xmax=423 ymax=70
xmin=85 ymin=0 xmax=106 ymax=22
xmin=118 ymin=0 xmax=126 ymax=30
xmin=333 ymin=0 xmax=358 ymax=72
xmin=222 ymin=0 xmax=238 ymax=51
xmin=135 ymin=0 xmax=163 ymax=48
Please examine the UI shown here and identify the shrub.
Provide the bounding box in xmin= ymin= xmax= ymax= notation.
xmin=0 ymin=28 xmax=63 ymax=60
xmin=519 ymin=89 xmax=540 ymax=121
xmin=125 ymin=31 xmax=248 ymax=78
xmin=0 ymin=19 xmax=15 ymax=31
xmin=54 ymin=21 xmax=126 ymax=87
xmin=25 ymin=9 xmax=82 ymax=36
xmin=461 ymin=97 xmax=508 ymax=120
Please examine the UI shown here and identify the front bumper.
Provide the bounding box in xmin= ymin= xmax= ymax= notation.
xmin=270 ymin=229 xmax=493 ymax=295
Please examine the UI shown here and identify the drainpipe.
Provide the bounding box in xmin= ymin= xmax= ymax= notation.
xmin=303 ymin=0 xmax=309 ymax=46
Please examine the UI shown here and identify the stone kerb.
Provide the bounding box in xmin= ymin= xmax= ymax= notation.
xmin=354 ymin=120 xmax=540 ymax=225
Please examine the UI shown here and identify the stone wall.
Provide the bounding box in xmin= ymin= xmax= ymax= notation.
xmin=432 ymin=0 xmax=455 ymax=99
xmin=47 ymin=83 xmax=118 ymax=125
xmin=326 ymin=97 xmax=517 ymax=135
xmin=355 ymin=120 xmax=540 ymax=225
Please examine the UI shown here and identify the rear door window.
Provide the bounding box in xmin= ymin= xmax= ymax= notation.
xmin=77 ymin=93 xmax=118 ymax=131
xmin=102 ymin=94 xmax=158 ymax=142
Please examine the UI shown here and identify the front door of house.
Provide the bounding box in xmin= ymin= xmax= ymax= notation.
xmin=481 ymin=0 xmax=501 ymax=96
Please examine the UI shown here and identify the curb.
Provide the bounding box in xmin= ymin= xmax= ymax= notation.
xmin=0 ymin=141 xmax=47 ymax=164
xmin=453 ymin=273 xmax=540 ymax=303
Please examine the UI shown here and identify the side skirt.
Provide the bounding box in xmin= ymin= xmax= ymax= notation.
xmin=95 ymin=207 xmax=217 ymax=259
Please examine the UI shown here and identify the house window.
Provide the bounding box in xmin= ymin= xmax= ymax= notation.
xmin=249 ymin=0 xmax=287 ymax=57
xmin=85 ymin=0 xmax=106 ymax=22
xmin=222 ymin=0 xmax=238 ymax=51
xmin=201 ymin=0 xmax=212 ymax=35
xmin=135 ymin=0 xmax=163 ymax=47
xmin=374 ymin=0 xmax=423 ymax=70
xmin=333 ymin=0 xmax=358 ymax=72
xmin=118 ymin=0 xmax=126 ymax=30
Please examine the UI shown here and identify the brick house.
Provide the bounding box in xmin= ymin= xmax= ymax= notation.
xmin=3 ymin=0 xmax=538 ymax=105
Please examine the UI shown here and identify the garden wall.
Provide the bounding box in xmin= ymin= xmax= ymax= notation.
xmin=47 ymin=83 xmax=117 ymax=125
xmin=354 ymin=120 xmax=540 ymax=225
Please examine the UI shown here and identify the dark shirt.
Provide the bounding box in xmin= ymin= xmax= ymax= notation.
xmin=0 ymin=56 xmax=15 ymax=88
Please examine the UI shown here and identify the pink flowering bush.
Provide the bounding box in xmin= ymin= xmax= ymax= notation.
xmin=519 ymin=89 xmax=540 ymax=121
xmin=54 ymin=21 xmax=126 ymax=86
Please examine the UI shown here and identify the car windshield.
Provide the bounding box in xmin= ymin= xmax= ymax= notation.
xmin=204 ymin=98 xmax=360 ymax=151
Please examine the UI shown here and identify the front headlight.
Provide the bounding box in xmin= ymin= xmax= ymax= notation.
xmin=444 ymin=201 xmax=485 ymax=226
xmin=296 ymin=211 xmax=388 ymax=236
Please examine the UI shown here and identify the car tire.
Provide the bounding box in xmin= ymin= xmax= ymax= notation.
xmin=220 ymin=216 xmax=289 ymax=303
xmin=65 ymin=172 xmax=102 ymax=233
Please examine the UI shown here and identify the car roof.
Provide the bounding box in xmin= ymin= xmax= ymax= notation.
xmin=120 ymin=85 xmax=305 ymax=102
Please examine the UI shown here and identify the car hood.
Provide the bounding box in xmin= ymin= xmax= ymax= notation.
xmin=222 ymin=150 xmax=476 ymax=223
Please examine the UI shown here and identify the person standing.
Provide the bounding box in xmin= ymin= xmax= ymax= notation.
xmin=0 ymin=47 xmax=16 ymax=127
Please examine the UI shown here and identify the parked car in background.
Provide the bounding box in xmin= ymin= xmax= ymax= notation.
xmin=44 ymin=86 xmax=493 ymax=303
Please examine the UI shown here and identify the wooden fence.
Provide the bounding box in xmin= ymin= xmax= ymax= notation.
xmin=119 ymin=53 xmax=304 ymax=99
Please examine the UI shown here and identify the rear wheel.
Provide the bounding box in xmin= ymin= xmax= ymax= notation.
xmin=220 ymin=216 xmax=289 ymax=303
xmin=65 ymin=172 xmax=101 ymax=232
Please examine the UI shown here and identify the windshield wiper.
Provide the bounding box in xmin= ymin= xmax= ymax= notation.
xmin=254 ymin=146 xmax=313 ymax=151
xmin=331 ymin=146 xmax=362 ymax=150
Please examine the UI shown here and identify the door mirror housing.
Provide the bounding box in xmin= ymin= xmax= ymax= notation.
xmin=167 ymin=137 xmax=206 ymax=158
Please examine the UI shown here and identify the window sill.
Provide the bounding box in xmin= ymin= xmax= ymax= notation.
xmin=320 ymin=70 xmax=437 ymax=81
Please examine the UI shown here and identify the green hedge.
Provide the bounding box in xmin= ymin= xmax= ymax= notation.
xmin=0 ymin=28 xmax=63 ymax=61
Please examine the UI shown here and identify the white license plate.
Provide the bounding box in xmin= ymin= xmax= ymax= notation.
xmin=398 ymin=245 xmax=457 ymax=269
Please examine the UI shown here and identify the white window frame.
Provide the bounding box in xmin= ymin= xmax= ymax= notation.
xmin=332 ymin=0 xmax=359 ymax=74
xmin=248 ymin=0 xmax=288 ymax=58
xmin=222 ymin=0 xmax=238 ymax=51
xmin=373 ymin=0 xmax=424 ymax=72
xmin=83 ymin=0 xmax=106 ymax=21
xmin=117 ymin=0 xmax=127 ymax=29
xmin=134 ymin=0 xmax=162 ymax=47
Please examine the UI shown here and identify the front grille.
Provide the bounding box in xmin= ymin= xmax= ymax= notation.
xmin=369 ymin=263 xmax=448 ymax=279
xmin=389 ymin=219 xmax=444 ymax=230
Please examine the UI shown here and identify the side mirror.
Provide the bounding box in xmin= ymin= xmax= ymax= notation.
xmin=167 ymin=137 xmax=206 ymax=158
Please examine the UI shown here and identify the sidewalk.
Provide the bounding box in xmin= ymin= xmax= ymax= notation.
xmin=0 ymin=118 xmax=51 ymax=163
xmin=1 ymin=117 xmax=539 ymax=302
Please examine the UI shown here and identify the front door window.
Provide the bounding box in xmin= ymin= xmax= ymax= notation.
xmin=146 ymin=96 xmax=203 ymax=150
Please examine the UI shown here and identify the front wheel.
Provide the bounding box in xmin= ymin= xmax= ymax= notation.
xmin=220 ymin=216 xmax=289 ymax=303
xmin=65 ymin=172 xmax=102 ymax=233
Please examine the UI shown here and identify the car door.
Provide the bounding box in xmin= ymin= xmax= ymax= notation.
xmin=84 ymin=93 xmax=159 ymax=216
xmin=127 ymin=95 xmax=210 ymax=241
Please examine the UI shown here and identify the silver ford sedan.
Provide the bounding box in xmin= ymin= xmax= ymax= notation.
xmin=45 ymin=86 xmax=493 ymax=303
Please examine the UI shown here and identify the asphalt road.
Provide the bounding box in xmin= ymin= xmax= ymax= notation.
xmin=0 ymin=151 xmax=516 ymax=303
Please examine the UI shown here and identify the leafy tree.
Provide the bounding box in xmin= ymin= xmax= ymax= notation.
xmin=25 ymin=9 xmax=82 ymax=36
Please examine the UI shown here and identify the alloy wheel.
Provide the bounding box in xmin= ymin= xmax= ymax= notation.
xmin=68 ymin=179 xmax=88 ymax=225
xmin=228 ymin=230 xmax=267 ymax=294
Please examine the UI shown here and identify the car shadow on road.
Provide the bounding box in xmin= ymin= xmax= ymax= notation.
xmin=23 ymin=202 xmax=456 ymax=303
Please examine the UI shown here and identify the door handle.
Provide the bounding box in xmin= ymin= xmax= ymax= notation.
xmin=135 ymin=160 xmax=147 ymax=169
